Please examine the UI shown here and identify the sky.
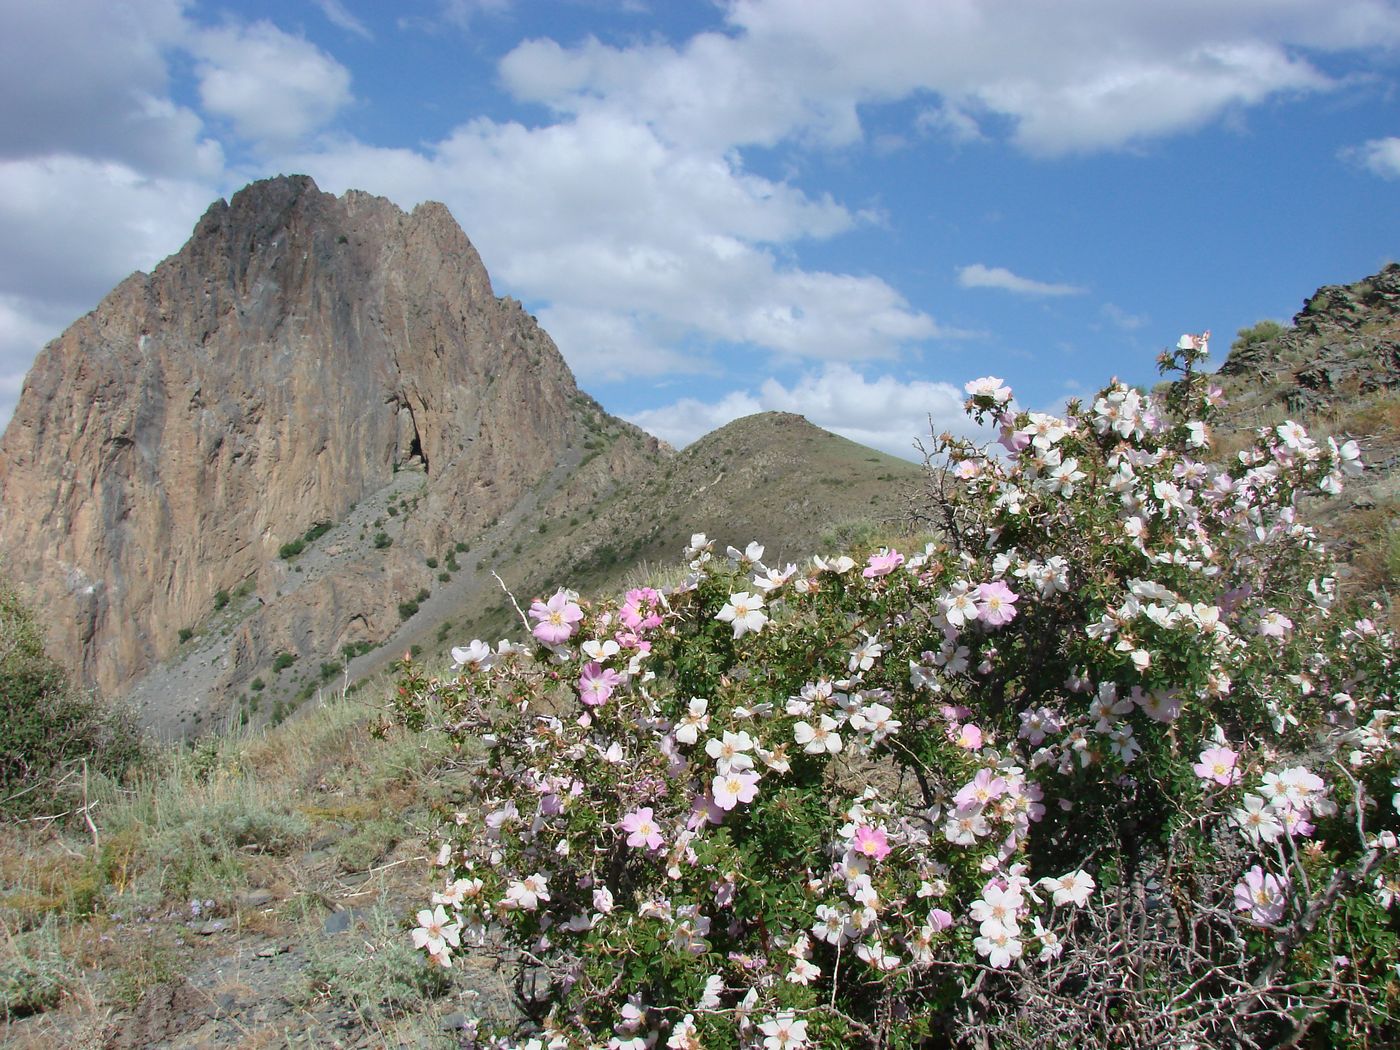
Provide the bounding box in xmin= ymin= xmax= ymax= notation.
xmin=1 ymin=1 xmax=1398 ymax=460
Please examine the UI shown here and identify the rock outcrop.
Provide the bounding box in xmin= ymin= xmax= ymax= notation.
xmin=0 ymin=176 xmax=660 ymax=730
xmin=1219 ymin=262 xmax=1400 ymax=410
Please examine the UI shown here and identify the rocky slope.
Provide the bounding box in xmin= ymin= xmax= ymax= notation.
xmin=1213 ymin=262 xmax=1399 ymax=605
xmin=0 ymin=176 xmax=662 ymax=734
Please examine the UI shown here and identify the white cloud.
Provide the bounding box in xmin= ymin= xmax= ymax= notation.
xmin=1344 ymin=136 xmax=1400 ymax=178
xmin=626 ymin=364 xmax=979 ymax=460
xmin=0 ymin=157 xmax=214 ymax=309
xmin=957 ymin=264 xmax=1086 ymax=297
xmin=192 ymin=22 xmax=353 ymax=147
xmin=1100 ymin=303 xmax=1149 ymax=330
xmin=315 ymin=0 xmax=373 ymax=39
xmin=288 ymin=113 xmax=941 ymax=382
xmin=3 ymin=0 xmax=1397 ymax=437
xmin=499 ymin=0 xmax=1397 ymax=156
xmin=0 ymin=0 xmax=217 ymax=176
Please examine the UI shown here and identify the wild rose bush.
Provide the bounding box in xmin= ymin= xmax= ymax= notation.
xmin=393 ymin=338 xmax=1398 ymax=1049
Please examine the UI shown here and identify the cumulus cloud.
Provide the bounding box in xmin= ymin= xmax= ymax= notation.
xmin=957 ymin=264 xmax=1087 ymax=297
xmin=497 ymin=0 xmax=1398 ymax=156
xmin=0 ymin=0 xmax=217 ymax=176
xmin=1344 ymin=136 xmax=1400 ymax=178
xmin=192 ymin=21 xmax=353 ymax=146
xmin=626 ymin=364 xmax=980 ymax=460
xmin=289 ymin=113 xmax=941 ymax=381
xmin=3 ymin=0 xmax=1398 ymax=437
xmin=0 ymin=157 xmax=214 ymax=310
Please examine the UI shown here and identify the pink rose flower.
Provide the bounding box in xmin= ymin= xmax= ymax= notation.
xmin=530 ymin=589 xmax=584 ymax=644
xmin=852 ymin=825 xmax=891 ymax=861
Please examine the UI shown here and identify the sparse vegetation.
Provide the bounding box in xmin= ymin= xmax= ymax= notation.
xmin=213 ymin=588 xmax=229 ymax=611
xmin=1 ymin=919 xmax=77 ymax=1020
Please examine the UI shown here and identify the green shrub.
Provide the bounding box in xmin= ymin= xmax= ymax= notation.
xmin=0 ymin=579 xmax=143 ymax=818
xmin=177 ymin=627 xmax=193 ymax=643
xmin=397 ymin=600 xmax=419 ymax=621
xmin=342 ymin=640 xmax=376 ymax=660
xmin=438 ymin=571 xmax=451 ymax=583
xmin=1231 ymin=318 xmax=1286 ymax=352
xmin=454 ymin=541 xmax=468 ymax=553
xmin=373 ymin=532 xmax=391 ymax=550
xmin=415 ymin=587 xmax=430 ymax=603
xmin=387 ymin=505 xmax=398 ymax=517
xmin=333 ymin=816 xmax=399 ymax=872
xmin=278 ymin=538 xmax=306 ymax=560
xmin=319 ymin=662 xmax=340 ymax=682
xmin=272 ymin=651 xmax=296 ymax=672
xmin=213 ymin=589 xmax=229 ymax=611
xmin=425 ymin=557 xmax=438 ymax=569
xmin=303 ymin=521 xmax=332 ymax=544
xmin=250 ymin=677 xmax=265 ymax=692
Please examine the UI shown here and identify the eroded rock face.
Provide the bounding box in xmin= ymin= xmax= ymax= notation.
xmin=1218 ymin=263 xmax=1400 ymax=405
xmin=0 ymin=175 xmax=656 ymax=719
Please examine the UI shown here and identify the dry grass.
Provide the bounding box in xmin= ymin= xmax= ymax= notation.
xmin=0 ymin=668 xmax=470 ymax=1040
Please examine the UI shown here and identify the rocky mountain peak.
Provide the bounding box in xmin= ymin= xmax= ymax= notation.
xmin=0 ymin=176 xmax=658 ymax=728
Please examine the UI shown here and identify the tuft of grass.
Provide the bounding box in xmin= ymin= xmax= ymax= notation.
xmin=300 ymin=896 xmax=456 ymax=1026
xmin=333 ymin=817 xmax=400 ymax=873
xmin=0 ymin=917 xmax=77 ymax=1020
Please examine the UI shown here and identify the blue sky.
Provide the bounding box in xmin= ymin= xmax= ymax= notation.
xmin=1 ymin=0 xmax=1398 ymax=459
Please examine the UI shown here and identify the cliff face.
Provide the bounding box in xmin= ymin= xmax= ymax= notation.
xmin=0 ymin=176 xmax=659 ymax=719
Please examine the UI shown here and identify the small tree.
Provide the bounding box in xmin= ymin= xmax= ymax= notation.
xmin=0 ymin=579 xmax=142 ymax=817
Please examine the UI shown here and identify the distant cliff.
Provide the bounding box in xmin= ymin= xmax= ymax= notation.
xmin=0 ymin=175 xmax=660 ymax=726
